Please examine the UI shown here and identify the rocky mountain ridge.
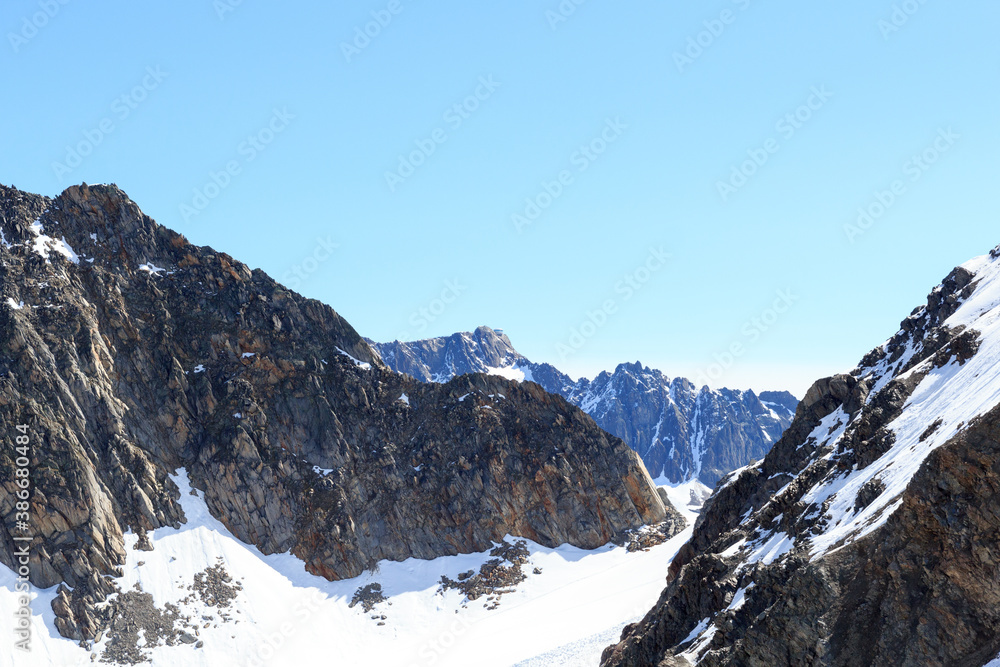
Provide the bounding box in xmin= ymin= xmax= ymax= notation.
xmin=0 ymin=183 xmax=673 ymax=644
xmin=370 ymin=327 xmax=798 ymax=486
xmin=600 ymin=247 xmax=1000 ymax=666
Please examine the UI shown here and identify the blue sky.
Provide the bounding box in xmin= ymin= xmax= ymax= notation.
xmin=3 ymin=0 xmax=998 ymax=397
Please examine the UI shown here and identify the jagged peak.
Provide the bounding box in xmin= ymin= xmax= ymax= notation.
xmin=603 ymin=242 xmax=1000 ymax=666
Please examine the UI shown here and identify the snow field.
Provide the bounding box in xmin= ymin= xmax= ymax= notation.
xmin=2 ymin=471 xmax=695 ymax=667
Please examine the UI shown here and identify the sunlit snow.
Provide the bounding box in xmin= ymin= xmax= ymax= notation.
xmin=336 ymin=347 xmax=371 ymax=370
xmin=1 ymin=470 xmax=698 ymax=667
xmin=28 ymin=220 xmax=80 ymax=265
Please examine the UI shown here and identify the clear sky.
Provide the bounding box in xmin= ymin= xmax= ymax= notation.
xmin=3 ymin=1 xmax=998 ymax=397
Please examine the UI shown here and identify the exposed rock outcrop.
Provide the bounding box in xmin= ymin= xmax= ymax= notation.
xmin=601 ymin=248 xmax=1000 ymax=666
xmin=0 ymin=183 xmax=667 ymax=642
xmin=371 ymin=327 xmax=798 ymax=486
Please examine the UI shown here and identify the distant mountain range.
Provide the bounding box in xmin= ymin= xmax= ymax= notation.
xmin=368 ymin=326 xmax=798 ymax=486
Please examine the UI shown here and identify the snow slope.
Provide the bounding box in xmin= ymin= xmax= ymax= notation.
xmin=652 ymin=477 xmax=713 ymax=525
xmin=668 ymin=247 xmax=1000 ymax=665
xmin=3 ymin=470 xmax=695 ymax=667
xmin=804 ymin=250 xmax=1000 ymax=561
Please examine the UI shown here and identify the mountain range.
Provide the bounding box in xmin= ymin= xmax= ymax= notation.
xmin=0 ymin=184 xmax=673 ymax=652
xmin=369 ymin=327 xmax=798 ymax=486
xmin=601 ymin=246 xmax=1000 ymax=666
xmin=5 ymin=182 xmax=1000 ymax=666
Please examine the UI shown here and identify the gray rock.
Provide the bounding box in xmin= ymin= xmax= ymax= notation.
xmin=601 ymin=257 xmax=1000 ymax=667
xmin=0 ymin=183 xmax=669 ymax=642
xmin=369 ymin=328 xmax=798 ymax=485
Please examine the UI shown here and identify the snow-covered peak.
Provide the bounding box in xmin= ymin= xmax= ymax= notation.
xmin=367 ymin=325 xmax=529 ymax=384
xmin=655 ymin=246 xmax=1000 ymax=664
xmin=800 ymin=247 xmax=1000 ymax=558
xmin=604 ymin=245 xmax=1000 ymax=667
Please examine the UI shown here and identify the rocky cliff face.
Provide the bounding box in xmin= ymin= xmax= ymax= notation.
xmin=370 ymin=327 xmax=797 ymax=486
xmin=600 ymin=248 xmax=1000 ymax=666
xmin=0 ymin=184 xmax=669 ymax=642
xmin=565 ymin=366 xmax=796 ymax=487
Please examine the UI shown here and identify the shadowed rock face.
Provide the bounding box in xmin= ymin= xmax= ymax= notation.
xmin=371 ymin=329 xmax=798 ymax=486
xmin=0 ymin=183 xmax=668 ymax=641
xmin=600 ymin=257 xmax=1000 ymax=666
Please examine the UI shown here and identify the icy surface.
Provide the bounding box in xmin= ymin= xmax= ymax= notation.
xmin=678 ymin=618 xmax=717 ymax=665
xmin=486 ymin=364 xmax=532 ymax=383
xmin=1 ymin=470 xmax=696 ymax=667
xmin=653 ymin=478 xmax=713 ymax=525
xmin=744 ymin=531 xmax=795 ymax=568
xmin=680 ymin=617 xmax=711 ymax=645
xmin=336 ymin=347 xmax=371 ymax=370
xmin=726 ymin=584 xmax=754 ymax=612
xmin=28 ymin=221 xmax=80 ymax=264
